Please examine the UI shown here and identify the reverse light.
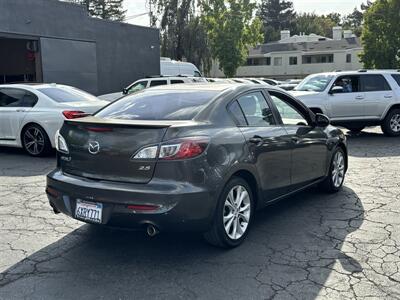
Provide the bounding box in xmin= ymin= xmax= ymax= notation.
xmin=62 ymin=110 xmax=90 ymax=119
xmin=55 ymin=130 xmax=69 ymax=154
xmin=132 ymin=145 xmax=158 ymax=159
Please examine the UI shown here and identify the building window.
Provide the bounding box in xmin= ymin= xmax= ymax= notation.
xmin=346 ymin=54 xmax=352 ymax=63
xmin=302 ymin=54 xmax=334 ymax=64
xmin=246 ymin=57 xmax=271 ymax=66
xmin=274 ymin=57 xmax=282 ymax=66
xmin=289 ymin=57 xmax=297 ymax=65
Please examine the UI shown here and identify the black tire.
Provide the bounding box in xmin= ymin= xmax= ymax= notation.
xmin=346 ymin=126 xmax=365 ymax=133
xmin=381 ymin=109 xmax=400 ymax=137
xmin=204 ymin=177 xmax=255 ymax=248
xmin=320 ymin=148 xmax=346 ymax=193
xmin=22 ymin=124 xmax=52 ymax=157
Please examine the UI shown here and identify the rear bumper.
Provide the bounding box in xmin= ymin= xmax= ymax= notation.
xmin=46 ymin=169 xmax=217 ymax=232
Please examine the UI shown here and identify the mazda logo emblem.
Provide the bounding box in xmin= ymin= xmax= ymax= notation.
xmin=88 ymin=141 xmax=100 ymax=155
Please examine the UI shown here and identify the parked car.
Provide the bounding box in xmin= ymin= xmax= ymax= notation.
xmin=277 ymin=83 xmax=298 ymax=91
xmin=160 ymin=57 xmax=202 ymax=77
xmin=259 ymin=78 xmax=283 ymax=86
xmin=291 ymin=70 xmax=400 ymax=136
xmin=47 ymin=83 xmax=347 ymax=248
xmin=0 ymin=83 xmax=108 ymax=156
xmin=229 ymin=78 xmax=255 ymax=84
xmin=98 ymin=76 xmax=205 ymax=102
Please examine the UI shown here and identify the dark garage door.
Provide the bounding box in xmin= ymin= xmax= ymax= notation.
xmin=40 ymin=37 xmax=98 ymax=94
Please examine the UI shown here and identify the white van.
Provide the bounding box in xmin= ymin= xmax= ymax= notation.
xmin=160 ymin=58 xmax=202 ymax=77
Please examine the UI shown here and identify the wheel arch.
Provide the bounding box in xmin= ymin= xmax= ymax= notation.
xmin=226 ymin=168 xmax=261 ymax=209
xmin=20 ymin=122 xmax=53 ymax=148
xmin=382 ymin=104 xmax=400 ymax=120
xmin=337 ymin=142 xmax=348 ymax=172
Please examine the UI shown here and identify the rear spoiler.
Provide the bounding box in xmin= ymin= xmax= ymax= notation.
xmin=65 ymin=116 xmax=199 ymax=128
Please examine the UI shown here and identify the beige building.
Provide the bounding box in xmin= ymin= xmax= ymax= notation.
xmin=210 ymin=27 xmax=363 ymax=79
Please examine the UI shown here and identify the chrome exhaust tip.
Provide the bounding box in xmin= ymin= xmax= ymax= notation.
xmin=146 ymin=224 xmax=159 ymax=237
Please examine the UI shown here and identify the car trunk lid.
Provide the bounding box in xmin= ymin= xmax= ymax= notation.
xmin=59 ymin=116 xmax=188 ymax=184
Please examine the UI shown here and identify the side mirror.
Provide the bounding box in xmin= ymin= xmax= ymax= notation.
xmin=122 ymin=88 xmax=128 ymax=95
xmin=314 ymin=113 xmax=330 ymax=128
xmin=329 ymin=86 xmax=343 ymax=95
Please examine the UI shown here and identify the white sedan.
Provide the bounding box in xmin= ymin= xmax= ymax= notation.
xmin=0 ymin=83 xmax=108 ymax=156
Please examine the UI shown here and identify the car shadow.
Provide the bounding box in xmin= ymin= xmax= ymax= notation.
xmin=344 ymin=130 xmax=400 ymax=158
xmin=0 ymin=186 xmax=364 ymax=299
xmin=0 ymin=147 xmax=55 ymax=177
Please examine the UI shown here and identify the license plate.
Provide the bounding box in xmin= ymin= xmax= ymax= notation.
xmin=75 ymin=199 xmax=102 ymax=223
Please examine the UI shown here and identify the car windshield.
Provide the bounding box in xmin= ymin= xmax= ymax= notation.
xmin=38 ymin=86 xmax=99 ymax=102
xmin=95 ymin=89 xmax=218 ymax=120
xmin=294 ymin=75 xmax=334 ymax=92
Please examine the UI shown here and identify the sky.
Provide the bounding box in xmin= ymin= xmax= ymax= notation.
xmin=123 ymin=0 xmax=370 ymax=27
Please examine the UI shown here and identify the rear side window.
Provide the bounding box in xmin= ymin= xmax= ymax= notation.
xmin=360 ymin=75 xmax=391 ymax=92
xmin=237 ymin=92 xmax=275 ymax=126
xmin=96 ymin=90 xmax=218 ymax=120
xmin=227 ymin=100 xmax=247 ymax=126
xmin=171 ymin=80 xmax=185 ymax=84
xmin=38 ymin=87 xmax=98 ymax=103
xmin=391 ymin=74 xmax=400 ymax=87
xmin=149 ymin=80 xmax=167 ymax=87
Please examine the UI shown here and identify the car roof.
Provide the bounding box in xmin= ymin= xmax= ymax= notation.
xmin=0 ymin=83 xmax=73 ymax=90
xmin=144 ymin=82 xmax=259 ymax=92
xmin=308 ymin=70 xmax=400 ymax=77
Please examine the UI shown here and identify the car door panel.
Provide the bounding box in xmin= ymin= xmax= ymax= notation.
xmin=232 ymin=91 xmax=293 ymax=201
xmin=328 ymin=75 xmax=365 ymax=119
xmin=284 ymin=126 xmax=328 ymax=187
xmin=0 ymin=88 xmax=35 ymax=140
xmin=360 ymin=74 xmax=395 ymax=118
xmin=268 ymin=90 xmax=329 ymax=187
xmin=240 ymin=126 xmax=292 ymax=200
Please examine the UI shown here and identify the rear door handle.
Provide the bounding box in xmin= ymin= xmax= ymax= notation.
xmin=355 ymin=95 xmax=364 ymax=100
xmin=249 ymin=136 xmax=263 ymax=144
xmin=384 ymin=95 xmax=393 ymax=99
xmin=16 ymin=109 xmax=26 ymax=112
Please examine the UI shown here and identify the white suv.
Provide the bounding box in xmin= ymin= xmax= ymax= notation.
xmin=99 ymin=76 xmax=206 ymax=102
xmin=291 ymin=70 xmax=400 ymax=136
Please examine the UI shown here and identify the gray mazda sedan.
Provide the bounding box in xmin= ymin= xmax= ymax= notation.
xmin=46 ymin=84 xmax=347 ymax=248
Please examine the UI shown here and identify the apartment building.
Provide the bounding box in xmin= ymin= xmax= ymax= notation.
xmin=210 ymin=27 xmax=363 ymax=79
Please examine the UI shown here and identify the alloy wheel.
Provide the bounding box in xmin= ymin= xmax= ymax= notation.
xmin=23 ymin=127 xmax=45 ymax=156
xmin=332 ymin=151 xmax=345 ymax=188
xmin=389 ymin=113 xmax=400 ymax=133
xmin=223 ymin=185 xmax=251 ymax=240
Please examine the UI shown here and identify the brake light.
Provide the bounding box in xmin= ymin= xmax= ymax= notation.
xmin=159 ymin=137 xmax=209 ymax=160
xmin=131 ymin=137 xmax=209 ymax=160
xmin=62 ymin=110 xmax=90 ymax=119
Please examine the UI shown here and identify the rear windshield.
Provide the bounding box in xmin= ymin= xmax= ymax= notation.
xmin=38 ymin=86 xmax=98 ymax=103
xmin=95 ymin=90 xmax=218 ymax=120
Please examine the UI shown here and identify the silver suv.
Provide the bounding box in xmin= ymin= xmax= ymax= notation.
xmin=291 ymin=70 xmax=400 ymax=136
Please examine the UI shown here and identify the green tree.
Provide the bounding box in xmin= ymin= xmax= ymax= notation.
xmin=258 ymin=0 xmax=296 ymax=42
xmin=360 ymin=0 xmax=400 ymax=69
xmin=294 ymin=13 xmax=338 ymax=38
xmin=201 ymin=0 xmax=263 ymax=77
xmin=64 ymin=0 xmax=126 ymax=21
xmin=182 ymin=16 xmax=212 ymax=74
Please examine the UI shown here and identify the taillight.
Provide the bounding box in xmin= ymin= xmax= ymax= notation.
xmin=62 ymin=110 xmax=90 ymax=119
xmin=131 ymin=136 xmax=209 ymax=160
xmin=159 ymin=137 xmax=209 ymax=160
